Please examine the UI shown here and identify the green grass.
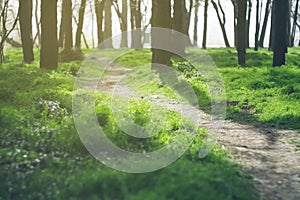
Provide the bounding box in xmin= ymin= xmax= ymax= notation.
xmin=0 ymin=48 xmax=258 ymax=199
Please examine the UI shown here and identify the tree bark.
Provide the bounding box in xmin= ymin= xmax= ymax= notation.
xmin=193 ymin=0 xmax=199 ymax=46
xmin=290 ymin=0 xmax=299 ymax=46
xmin=246 ymin=0 xmax=252 ymax=48
xmin=19 ymin=0 xmax=34 ymax=63
xmin=59 ymin=0 xmax=73 ymax=50
xmin=75 ymin=0 xmax=86 ymax=48
xmin=40 ymin=0 xmax=58 ymax=69
xmin=130 ymin=0 xmax=142 ymax=49
xmin=121 ymin=0 xmax=128 ymax=47
xmin=237 ymin=0 xmax=247 ymax=66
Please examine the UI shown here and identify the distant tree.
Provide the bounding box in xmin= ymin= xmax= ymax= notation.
xmin=254 ymin=0 xmax=262 ymax=51
xmin=40 ymin=0 xmax=58 ymax=69
xmin=237 ymin=0 xmax=247 ymax=66
xmin=0 ymin=0 xmax=19 ymax=64
xmin=19 ymin=0 xmax=34 ymax=63
xmin=211 ymin=0 xmax=230 ymax=47
xmin=104 ymin=0 xmax=113 ymax=48
xmin=59 ymin=0 xmax=73 ymax=50
xmin=113 ymin=0 xmax=128 ymax=47
xmin=258 ymin=0 xmax=271 ymax=48
xmin=290 ymin=0 xmax=299 ymax=46
xmin=271 ymin=0 xmax=290 ymax=66
xmin=246 ymin=0 xmax=252 ymax=48
xmin=193 ymin=0 xmax=199 ymax=46
xmin=151 ymin=0 xmax=172 ymax=68
xmin=33 ymin=0 xmax=40 ymax=46
xmin=202 ymin=0 xmax=208 ymax=49
xmin=95 ymin=0 xmax=104 ymax=45
xmin=231 ymin=0 xmax=238 ymax=47
xmin=75 ymin=0 xmax=87 ymax=48
xmin=130 ymin=0 xmax=142 ymax=49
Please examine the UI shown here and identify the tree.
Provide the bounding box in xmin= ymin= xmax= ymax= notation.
xmin=254 ymin=0 xmax=261 ymax=51
xmin=95 ymin=0 xmax=104 ymax=45
xmin=202 ymin=0 xmax=209 ymax=49
xmin=40 ymin=0 xmax=58 ymax=69
xmin=271 ymin=0 xmax=290 ymax=66
xmin=75 ymin=0 xmax=87 ymax=48
xmin=246 ymin=0 xmax=252 ymax=48
xmin=193 ymin=0 xmax=199 ymax=46
xmin=130 ymin=0 xmax=142 ymax=49
xmin=291 ymin=0 xmax=299 ymax=46
xmin=237 ymin=0 xmax=247 ymax=66
xmin=113 ymin=0 xmax=128 ymax=47
xmin=151 ymin=0 xmax=172 ymax=68
xmin=258 ymin=0 xmax=271 ymax=47
xmin=59 ymin=0 xmax=73 ymax=50
xmin=104 ymin=0 xmax=113 ymax=48
xmin=211 ymin=0 xmax=231 ymax=47
xmin=231 ymin=0 xmax=238 ymax=47
xmin=19 ymin=0 xmax=34 ymax=63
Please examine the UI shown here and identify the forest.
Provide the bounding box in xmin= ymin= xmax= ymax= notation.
xmin=0 ymin=0 xmax=300 ymax=199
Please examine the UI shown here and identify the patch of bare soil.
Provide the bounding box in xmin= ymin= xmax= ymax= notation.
xmin=95 ymin=64 xmax=300 ymax=200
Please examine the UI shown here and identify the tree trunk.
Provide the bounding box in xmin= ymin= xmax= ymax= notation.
xmin=246 ymin=0 xmax=252 ymax=48
xmin=271 ymin=0 xmax=290 ymax=67
xmin=34 ymin=0 xmax=41 ymax=46
xmin=40 ymin=0 xmax=58 ymax=69
xmin=151 ymin=0 xmax=172 ymax=68
xmin=95 ymin=0 xmax=104 ymax=46
xmin=104 ymin=0 xmax=113 ymax=48
xmin=211 ymin=0 xmax=230 ymax=47
xmin=258 ymin=0 xmax=271 ymax=48
xmin=131 ymin=0 xmax=142 ymax=49
xmin=75 ymin=0 xmax=86 ymax=48
xmin=231 ymin=0 xmax=238 ymax=47
xmin=59 ymin=0 xmax=73 ymax=50
xmin=193 ymin=0 xmax=199 ymax=46
xmin=19 ymin=0 xmax=34 ymax=63
xmin=202 ymin=0 xmax=208 ymax=49
xmin=290 ymin=0 xmax=299 ymax=46
xmin=254 ymin=0 xmax=260 ymax=51
xmin=120 ymin=0 xmax=128 ymax=47
xmin=237 ymin=0 xmax=247 ymax=66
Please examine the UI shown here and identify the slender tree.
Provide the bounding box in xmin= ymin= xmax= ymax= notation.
xmin=75 ymin=0 xmax=87 ymax=48
xmin=211 ymin=0 xmax=230 ymax=47
xmin=59 ymin=0 xmax=73 ymax=50
xmin=258 ymin=0 xmax=271 ymax=47
xmin=246 ymin=0 xmax=252 ymax=48
xmin=254 ymin=0 xmax=261 ymax=50
xmin=19 ymin=0 xmax=34 ymax=63
xmin=40 ymin=0 xmax=58 ymax=69
xmin=291 ymin=0 xmax=299 ymax=46
xmin=271 ymin=0 xmax=290 ymax=66
xmin=231 ymin=0 xmax=238 ymax=47
xmin=130 ymin=0 xmax=142 ymax=49
xmin=113 ymin=0 xmax=128 ymax=47
xmin=202 ymin=0 xmax=209 ymax=49
xmin=237 ymin=0 xmax=247 ymax=66
xmin=193 ymin=0 xmax=199 ymax=46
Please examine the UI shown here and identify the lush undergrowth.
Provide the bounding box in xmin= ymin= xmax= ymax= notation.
xmin=0 ymin=48 xmax=257 ymax=199
xmin=117 ymin=47 xmax=300 ymax=129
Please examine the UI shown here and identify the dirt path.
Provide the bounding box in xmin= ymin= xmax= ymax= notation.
xmin=94 ymin=63 xmax=300 ymax=200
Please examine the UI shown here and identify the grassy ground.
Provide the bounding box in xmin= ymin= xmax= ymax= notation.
xmin=2 ymin=46 xmax=299 ymax=199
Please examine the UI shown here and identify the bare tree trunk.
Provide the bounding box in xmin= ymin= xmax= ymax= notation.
xmin=95 ymin=0 xmax=104 ymax=46
xmin=19 ymin=0 xmax=34 ymax=63
xmin=211 ymin=0 xmax=230 ymax=47
xmin=59 ymin=0 xmax=73 ymax=50
xmin=291 ymin=0 xmax=299 ymax=46
xmin=258 ymin=0 xmax=271 ymax=48
xmin=121 ymin=0 xmax=128 ymax=47
xmin=231 ymin=0 xmax=238 ymax=47
xmin=131 ymin=0 xmax=142 ymax=49
xmin=272 ymin=0 xmax=290 ymax=66
xmin=151 ymin=0 xmax=172 ymax=68
xmin=237 ymin=0 xmax=247 ymax=66
xmin=202 ymin=0 xmax=208 ymax=49
xmin=40 ymin=0 xmax=58 ymax=69
xmin=193 ymin=0 xmax=199 ymax=45
xmin=75 ymin=0 xmax=86 ymax=48
xmin=34 ymin=0 xmax=40 ymax=46
xmin=104 ymin=0 xmax=112 ymax=48
xmin=254 ymin=0 xmax=261 ymax=51
xmin=246 ymin=0 xmax=252 ymax=48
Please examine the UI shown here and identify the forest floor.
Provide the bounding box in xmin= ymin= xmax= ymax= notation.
xmin=97 ymin=61 xmax=300 ymax=200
